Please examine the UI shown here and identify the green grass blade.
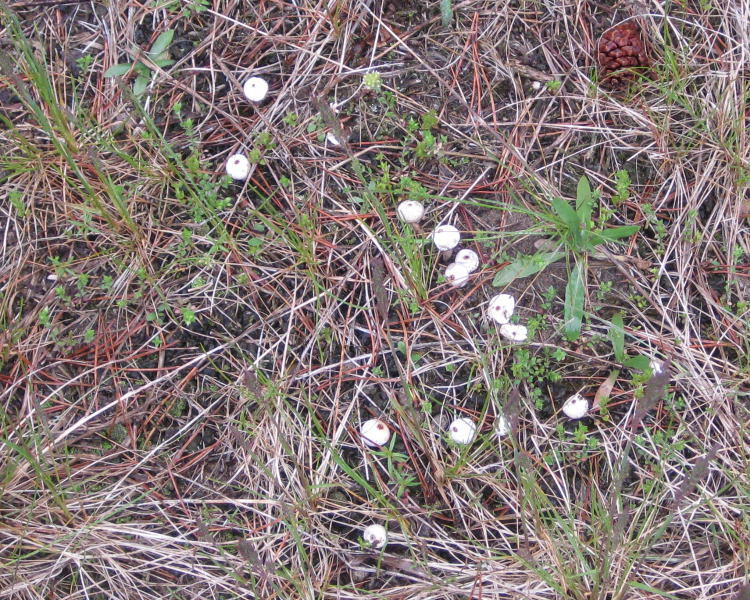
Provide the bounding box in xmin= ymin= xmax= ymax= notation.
xmin=564 ymin=260 xmax=585 ymax=340
xmin=576 ymin=175 xmax=593 ymax=225
xmin=609 ymin=312 xmax=626 ymax=362
xmin=624 ymin=354 xmax=651 ymax=371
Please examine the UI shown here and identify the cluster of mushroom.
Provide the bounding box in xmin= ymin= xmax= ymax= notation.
xmin=398 ymin=201 xmax=529 ymax=344
xmin=354 ymin=349 xmax=671 ymax=549
xmin=361 ymin=200 xmax=670 ymax=548
xmin=487 ymin=293 xmax=528 ymax=342
xmin=357 ymin=411 xmax=510 ymax=550
xmin=408 ymin=203 xmax=530 ymax=340
xmin=224 ymin=77 xmax=270 ymax=180
xmin=435 ymin=225 xmax=480 ymax=289
xmin=225 ymin=74 xmax=346 ymax=179
xmin=359 ymin=357 xmax=665 ymax=548
xmin=397 ymin=201 xmax=484 ymax=290
xmin=358 ymin=419 xmax=391 ymax=549
xmin=447 ymin=413 xmax=509 ymax=445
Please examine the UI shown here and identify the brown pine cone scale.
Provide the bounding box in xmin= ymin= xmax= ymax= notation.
xmin=597 ymin=21 xmax=650 ymax=88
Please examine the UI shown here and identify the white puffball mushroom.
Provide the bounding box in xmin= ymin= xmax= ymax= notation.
xmin=487 ymin=294 xmax=515 ymax=325
xmin=454 ymin=249 xmax=479 ymax=273
xmin=225 ymin=153 xmax=250 ymax=180
xmin=531 ymin=80 xmax=543 ymax=91
xmin=432 ymin=224 xmax=461 ymax=252
xmin=448 ymin=417 xmax=476 ymax=445
xmin=562 ymin=392 xmax=589 ymax=419
xmin=243 ymin=76 xmax=269 ymax=103
xmin=363 ymin=524 xmax=387 ymax=549
xmin=495 ymin=414 xmax=510 ymax=438
xmin=360 ymin=418 xmax=390 ymax=447
xmin=325 ymin=131 xmax=342 ymax=146
xmin=649 ymin=358 xmax=664 ymax=375
xmin=397 ymin=200 xmax=425 ymax=224
xmin=499 ymin=323 xmax=528 ymax=342
xmin=444 ymin=262 xmax=470 ymax=288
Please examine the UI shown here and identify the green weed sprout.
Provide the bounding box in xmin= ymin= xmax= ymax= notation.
xmin=104 ymin=30 xmax=175 ymax=97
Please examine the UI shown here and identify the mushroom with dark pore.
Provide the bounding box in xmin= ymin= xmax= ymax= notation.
xmin=597 ymin=20 xmax=651 ymax=88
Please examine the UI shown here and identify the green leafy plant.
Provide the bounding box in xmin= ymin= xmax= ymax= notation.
xmin=511 ymin=347 xmax=563 ymax=409
xmin=371 ymin=440 xmax=420 ymax=496
xmin=181 ymin=307 xmax=197 ymax=326
xmin=104 ymin=30 xmax=175 ymax=97
xmin=38 ymin=306 xmax=51 ymax=328
xmin=612 ymin=169 xmax=631 ymax=205
xmin=403 ymin=110 xmax=444 ymax=161
xmin=494 ymin=176 xmax=639 ymax=340
xmin=363 ymin=71 xmax=382 ymax=91
xmin=8 ymin=190 xmax=25 ymax=217
xmin=248 ymin=131 xmax=276 ymax=165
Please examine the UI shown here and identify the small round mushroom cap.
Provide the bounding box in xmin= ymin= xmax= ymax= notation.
xmin=243 ymin=76 xmax=269 ymax=102
xmin=499 ymin=323 xmax=528 ymax=342
xmin=487 ymin=294 xmax=515 ymax=325
xmin=360 ymin=418 xmax=390 ymax=447
xmin=432 ymin=224 xmax=461 ymax=251
xmin=562 ymin=392 xmax=589 ymax=419
xmin=397 ymin=200 xmax=425 ymax=224
xmin=448 ymin=417 xmax=476 ymax=445
xmin=454 ymin=249 xmax=479 ymax=273
xmin=649 ymin=358 xmax=664 ymax=375
xmin=363 ymin=524 xmax=387 ymax=549
xmin=325 ymin=131 xmax=342 ymax=146
xmin=225 ymin=154 xmax=251 ymax=180
xmin=444 ymin=262 xmax=470 ymax=288
xmin=495 ymin=414 xmax=511 ymax=438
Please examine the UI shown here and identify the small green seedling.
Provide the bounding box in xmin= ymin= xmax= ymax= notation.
xmin=363 ymin=71 xmax=382 ymax=91
xmin=104 ymin=30 xmax=175 ymax=97
xmin=612 ymin=169 xmax=631 ymax=205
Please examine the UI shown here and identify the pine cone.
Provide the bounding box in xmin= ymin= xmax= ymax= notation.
xmin=597 ymin=21 xmax=650 ymax=88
